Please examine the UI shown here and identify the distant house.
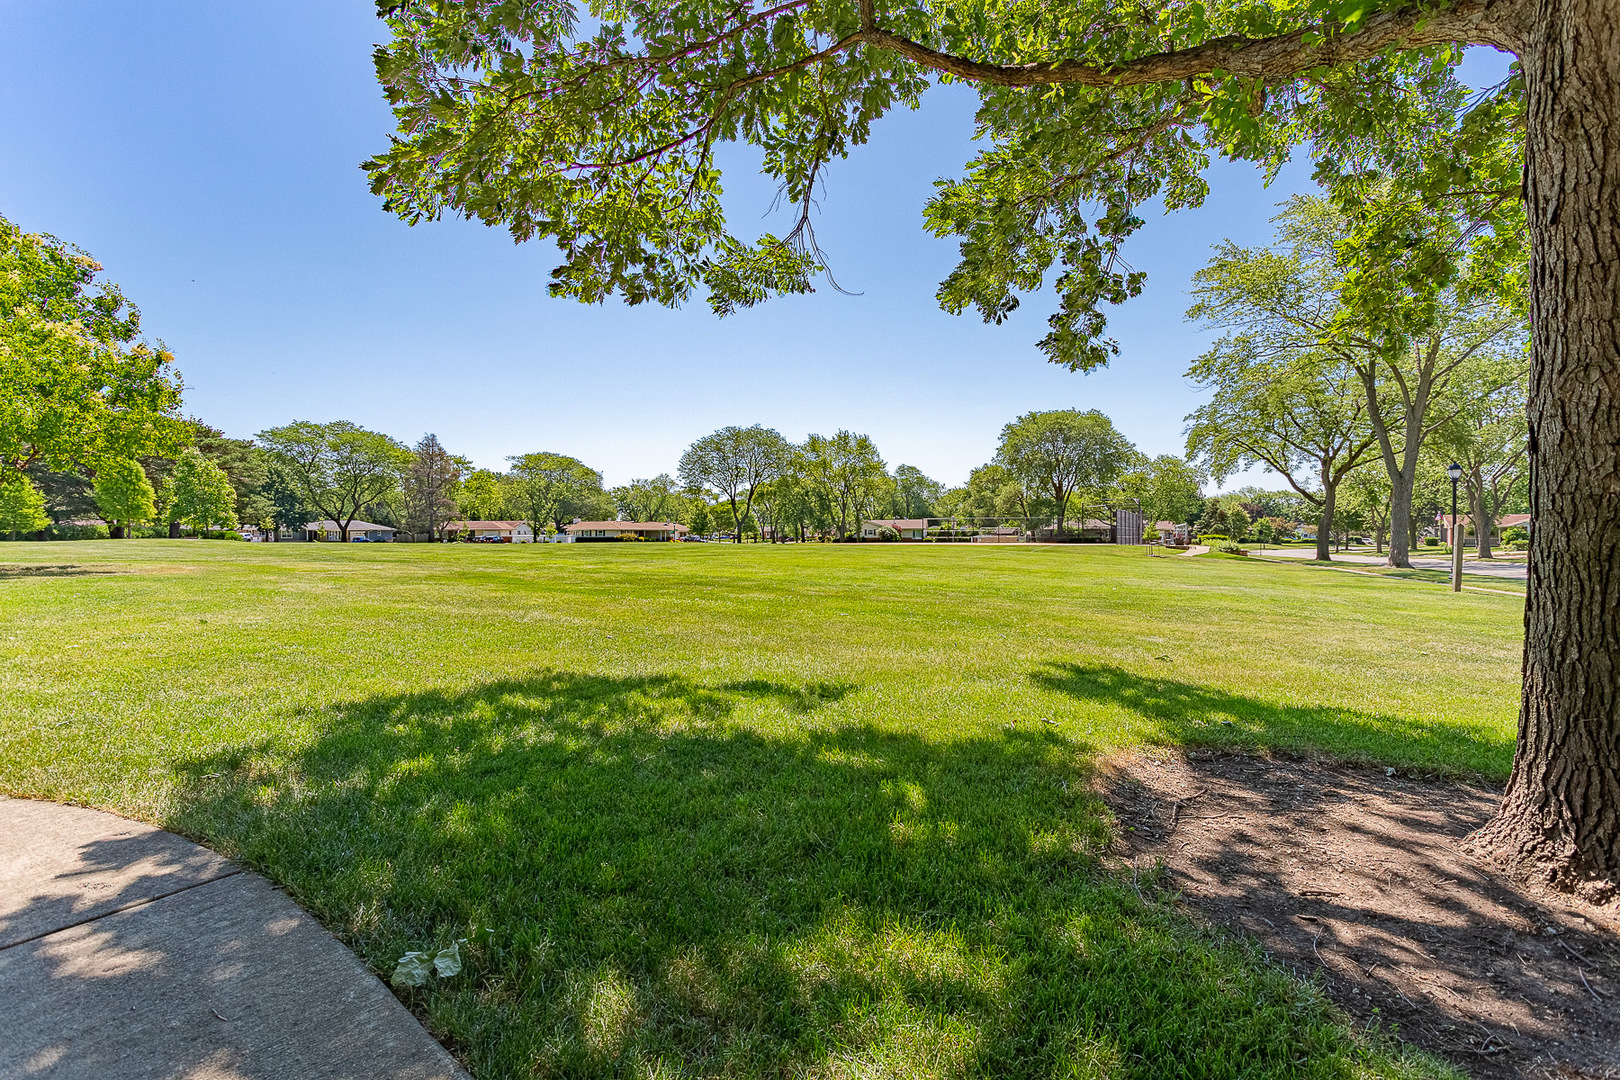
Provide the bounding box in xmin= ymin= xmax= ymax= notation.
xmin=445 ymin=520 xmax=535 ymax=543
xmin=564 ymin=521 xmax=689 ymax=542
xmin=304 ymin=520 xmax=396 ymax=542
xmin=1437 ymin=513 xmax=1531 ymax=546
xmin=1155 ymin=521 xmax=1190 ymax=544
xmin=861 ymin=518 xmax=929 ymax=540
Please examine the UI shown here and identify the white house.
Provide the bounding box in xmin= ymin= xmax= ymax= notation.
xmin=303 ymin=520 xmax=396 ymax=542
xmin=564 ymin=521 xmax=689 ymax=542
xmin=860 ymin=518 xmax=929 ymax=540
xmin=444 ymin=520 xmax=535 ymax=543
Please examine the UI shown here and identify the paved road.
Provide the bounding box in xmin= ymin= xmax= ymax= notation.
xmin=1258 ymin=547 xmax=1529 ymax=581
xmin=0 ymin=797 xmax=469 ymax=1080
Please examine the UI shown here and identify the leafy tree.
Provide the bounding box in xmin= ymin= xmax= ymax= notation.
xmin=24 ymin=464 xmax=99 ymax=529
xmin=364 ymin=0 xmax=1620 ymax=890
xmin=257 ymin=421 xmax=410 ymax=542
xmin=456 ymin=469 xmax=511 ymax=523
xmin=678 ymin=425 xmax=791 ymax=543
xmin=613 ymin=474 xmax=685 ymax=523
xmin=800 ymin=431 xmax=887 ymax=538
xmin=1186 ymin=343 xmax=1377 ymax=562
xmin=166 ymin=448 xmax=236 ymax=535
xmin=1254 ymin=519 xmax=1275 ymax=549
xmin=262 ymin=458 xmax=313 ymax=535
xmin=1119 ymin=455 xmax=1206 ymax=527
xmin=950 ymin=463 xmax=1014 ymax=525
xmin=1189 ymin=198 xmax=1526 ymax=569
xmin=687 ymin=501 xmax=711 ymax=538
xmin=1431 ymin=367 xmax=1528 ymax=560
xmin=93 ymin=458 xmax=156 ymax=539
xmin=0 ymin=215 xmax=188 ymax=479
xmin=404 ymin=434 xmax=468 ymax=540
xmin=0 ymin=472 xmax=49 ymax=535
xmin=1342 ymin=466 xmax=1393 ymax=553
xmin=996 ymin=410 xmax=1134 ymax=537
xmin=755 ymin=471 xmax=817 ymax=542
xmin=892 ymin=465 xmax=942 ymax=518
xmin=507 ymin=452 xmax=604 ymax=533
xmin=1224 ymin=503 xmax=1251 ymax=542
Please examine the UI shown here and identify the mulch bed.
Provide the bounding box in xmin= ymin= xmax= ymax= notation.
xmin=1095 ymin=749 xmax=1620 ymax=1080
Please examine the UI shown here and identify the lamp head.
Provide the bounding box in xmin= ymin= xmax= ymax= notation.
xmin=1446 ymin=462 xmax=1463 ymax=481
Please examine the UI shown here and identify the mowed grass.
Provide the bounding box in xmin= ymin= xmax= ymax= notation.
xmin=0 ymin=541 xmax=1523 ymax=1079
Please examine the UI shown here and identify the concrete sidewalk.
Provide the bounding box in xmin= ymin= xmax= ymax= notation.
xmin=0 ymin=796 xmax=469 ymax=1080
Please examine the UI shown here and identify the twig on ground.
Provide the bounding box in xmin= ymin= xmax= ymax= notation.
xmin=1578 ymin=969 xmax=1604 ymax=1003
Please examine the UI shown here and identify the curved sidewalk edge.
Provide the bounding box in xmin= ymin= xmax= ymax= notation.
xmin=0 ymin=796 xmax=470 ymax=1080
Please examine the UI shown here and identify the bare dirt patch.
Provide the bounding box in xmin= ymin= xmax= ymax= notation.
xmin=1097 ymin=749 xmax=1619 ymax=1080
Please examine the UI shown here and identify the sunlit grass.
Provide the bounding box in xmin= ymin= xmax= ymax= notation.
xmin=1 ymin=540 xmax=1518 ymax=1078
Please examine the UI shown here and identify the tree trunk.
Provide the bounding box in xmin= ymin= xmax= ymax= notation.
xmin=1471 ymin=472 xmax=1496 ymax=560
xmin=1385 ymin=469 xmax=1415 ymax=567
xmin=1359 ymin=362 xmax=1422 ymax=570
xmin=1314 ymin=477 xmax=1335 ymax=562
xmin=168 ymin=520 xmax=180 ymax=539
xmin=1470 ymin=0 xmax=1620 ymax=897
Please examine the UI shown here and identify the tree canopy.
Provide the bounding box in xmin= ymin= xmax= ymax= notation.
xmin=0 ymin=214 xmax=188 ymax=477
xmin=997 ymin=409 xmax=1134 ymax=534
xmin=258 ymin=421 xmax=411 ymax=541
xmin=366 ymin=0 xmax=1524 ymax=370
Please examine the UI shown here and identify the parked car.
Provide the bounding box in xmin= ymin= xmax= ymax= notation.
xmin=350 ymin=536 xmax=371 ymax=543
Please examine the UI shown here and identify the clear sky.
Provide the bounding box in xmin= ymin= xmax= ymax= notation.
xmin=0 ymin=2 xmax=1502 ymax=489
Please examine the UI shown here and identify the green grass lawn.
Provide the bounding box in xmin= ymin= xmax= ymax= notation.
xmin=1 ymin=541 xmax=1523 ymax=1079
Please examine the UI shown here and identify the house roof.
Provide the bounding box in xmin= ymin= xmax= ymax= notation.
xmin=1436 ymin=514 xmax=1531 ymax=528
xmin=564 ymin=520 xmax=688 ymax=532
xmin=863 ymin=519 xmax=929 ymax=529
xmin=305 ymin=520 xmax=395 ymax=533
xmin=445 ymin=521 xmax=530 ymax=531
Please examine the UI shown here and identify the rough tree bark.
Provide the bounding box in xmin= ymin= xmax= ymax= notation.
xmin=1468 ymin=0 xmax=1620 ymax=896
xmin=1468 ymin=469 xmax=1496 ymax=559
xmin=1314 ymin=464 xmax=1337 ymax=562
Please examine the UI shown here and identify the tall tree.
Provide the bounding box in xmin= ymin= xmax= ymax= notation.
xmin=892 ymin=465 xmax=942 ymax=518
xmin=1186 ymin=346 xmax=1378 ymax=562
xmin=1188 ymin=198 xmax=1526 ymax=569
xmin=93 ymin=458 xmax=156 ymax=539
xmin=366 ymin=0 xmax=1618 ymax=890
xmin=165 ymin=448 xmax=237 ymax=536
xmin=507 ymin=452 xmax=604 ymax=533
xmin=678 ymin=425 xmax=791 ymax=543
xmin=1120 ymin=454 xmax=1207 ymax=527
xmin=799 ymin=431 xmax=887 ymax=538
xmin=0 ymin=215 xmax=188 ymax=480
xmin=403 ymin=434 xmax=467 ymax=541
xmin=258 ymin=421 xmax=410 ymax=542
xmin=613 ymin=473 xmax=684 ymax=523
xmin=455 ymin=469 xmax=511 ymax=523
xmin=996 ymin=410 xmax=1134 ymax=537
xmin=1432 ymin=367 xmax=1528 ymax=560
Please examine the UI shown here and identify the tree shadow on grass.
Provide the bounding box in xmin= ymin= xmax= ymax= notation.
xmin=1031 ymin=662 xmax=1513 ymax=778
xmin=0 ymin=563 xmax=121 ymax=580
xmin=168 ymin=671 xmax=1449 ymax=1080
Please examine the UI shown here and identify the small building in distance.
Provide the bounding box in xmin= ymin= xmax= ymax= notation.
xmin=445 ymin=520 xmax=535 ymax=543
xmin=860 ymin=518 xmax=930 ymax=540
xmin=564 ymin=521 xmax=689 ymax=542
xmin=304 ymin=520 xmax=396 ymax=542
xmin=1155 ymin=521 xmax=1191 ymax=545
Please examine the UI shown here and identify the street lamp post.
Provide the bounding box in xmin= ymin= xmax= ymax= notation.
xmin=1446 ymin=462 xmax=1463 ymax=592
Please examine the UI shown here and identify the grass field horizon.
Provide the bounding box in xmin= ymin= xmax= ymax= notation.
xmin=2 ymin=541 xmax=1523 ymax=1078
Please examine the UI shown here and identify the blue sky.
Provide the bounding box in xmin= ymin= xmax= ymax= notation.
xmin=0 ymin=3 xmax=1500 ymax=489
